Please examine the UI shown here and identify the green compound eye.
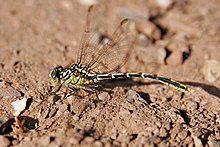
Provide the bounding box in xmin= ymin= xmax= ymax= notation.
xmin=49 ymin=66 xmax=63 ymax=83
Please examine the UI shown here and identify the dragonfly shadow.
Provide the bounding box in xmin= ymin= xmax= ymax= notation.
xmin=136 ymin=91 xmax=152 ymax=104
xmin=183 ymin=81 xmax=220 ymax=98
xmin=0 ymin=116 xmax=38 ymax=135
xmin=99 ymin=79 xmax=152 ymax=91
xmin=100 ymin=79 xmax=220 ymax=99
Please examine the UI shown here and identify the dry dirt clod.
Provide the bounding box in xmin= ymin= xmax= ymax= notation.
xmin=48 ymin=108 xmax=58 ymax=118
xmin=177 ymin=130 xmax=188 ymax=140
xmin=83 ymin=136 xmax=95 ymax=143
xmin=167 ymin=39 xmax=190 ymax=53
xmin=47 ymin=94 xmax=60 ymax=104
xmin=117 ymin=133 xmax=129 ymax=144
xmin=166 ymin=49 xmax=184 ymax=65
xmin=186 ymin=101 xmax=199 ymax=110
xmin=58 ymin=104 xmax=68 ymax=113
xmin=170 ymin=124 xmax=183 ymax=138
xmin=0 ymin=136 xmax=10 ymax=147
xmin=69 ymin=136 xmax=80 ymax=145
xmin=135 ymin=17 xmax=161 ymax=40
xmin=157 ymin=47 xmax=167 ymax=64
xmin=189 ymin=129 xmax=203 ymax=147
xmin=159 ymin=128 xmax=167 ymax=137
xmin=158 ymin=33 xmax=191 ymax=65
xmin=163 ymin=122 xmax=171 ymax=130
xmin=93 ymin=141 xmax=103 ymax=147
xmin=98 ymin=92 xmax=110 ymax=101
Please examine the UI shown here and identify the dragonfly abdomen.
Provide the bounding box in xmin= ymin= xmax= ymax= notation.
xmin=95 ymin=73 xmax=141 ymax=80
xmin=95 ymin=73 xmax=192 ymax=93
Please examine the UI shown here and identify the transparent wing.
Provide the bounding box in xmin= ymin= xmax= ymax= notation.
xmin=87 ymin=19 xmax=134 ymax=73
xmin=77 ymin=5 xmax=106 ymax=66
xmin=77 ymin=5 xmax=134 ymax=73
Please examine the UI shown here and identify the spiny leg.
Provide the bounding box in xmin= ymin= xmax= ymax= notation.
xmin=76 ymin=84 xmax=103 ymax=104
xmin=66 ymin=84 xmax=79 ymax=98
xmin=48 ymin=84 xmax=65 ymax=98
xmin=66 ymin=83 xmax=100 ymax=99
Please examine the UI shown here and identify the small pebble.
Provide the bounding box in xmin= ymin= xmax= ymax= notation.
xmin=41 ymin=108 xmax=50 ymax=119
xmin=117 ymin=133 xmax=129 ymax=143
xmin=127 ymin=89 xmax=138 ymax=99
xmin=83 ymin=136 xmax=95 ymax=143
xmin=69 ymin=136 xmax=79 ymax=145
xmin=178 ymin=130 xmax=188 ymax=140
xmin=158 ymin=140 xmax=167 ymax=147
xmin=93 ymin=141 xmax=103 ymax=147
xmin=0 ymin=87 xmax=21 ymax=98
xmin=11 ymin=98 xmax=27 ymax=116
xmin=189 ymin=121 xmax=197 ymax=127
xmin=0 ymin=136 xmax=10 ymax=147
xmin=187 ymin=101 xmax=198 ymax=110
xmin=72 ymin=115 xmax=79 ymax=121
xmin=163 ymin=122 xmax=171 ymax=130
xmin=155 ymin=121 xmax=162 ymax=128
xmin=40 ymin=135 xmax=51 ymax=146
xmin=59 ymin=0 xmax=73 ymax=10
xmin=58 ymin=104 xmax=68 ymax=113
xmin=112 ymin=140 xmax=121 ymax=146
xmin=98 ymin=92 xmax=110 ymax=101
xmin=157 ymin=48 xmax=167 ymax=64
xmin=79 ymin=0 xmax=98 ymax=5
xmin=12 ymin=139 xmax=19 ymax=146
xmin=119 ymin=109 xmax=131 ymax=117
xmin=48 ymin=108 xmax=57 ymax=118
xmin=192 ymin=135 xmax=203 ymax=147
xmin=208 ymin=139 xmax=220 ymax=147
xmin=202 ymin=59 xmax=220 ymax=82
xmin=159 ymin=128 xmax=167 ymax=137
xmin=156 ymin=0 xmax=173 ymax=9
xmin=127 ymin=89 xmax=146 ymax=103
xmin=153 ymin=128 xmax=160 ymax=135
xmin=110 ymin=132 xmax=118 ymax=140
xmin=171 ymin=124 xmax=183 ymax=138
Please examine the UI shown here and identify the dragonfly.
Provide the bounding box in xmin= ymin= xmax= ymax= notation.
xmin=49 ymin=5 xmax=193 ymax=96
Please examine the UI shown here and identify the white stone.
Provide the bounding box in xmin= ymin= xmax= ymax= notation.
xmin=11 ymin=98 xmax=27 ymax=116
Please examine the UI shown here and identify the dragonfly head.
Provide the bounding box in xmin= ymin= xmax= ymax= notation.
xmin=49 ymin=66 xmax=64 ymax=84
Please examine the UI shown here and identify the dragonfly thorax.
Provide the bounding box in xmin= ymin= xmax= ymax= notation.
xmin=55 ymin=63 xmax=96 ymax=86
xmin=70 ymin=63 xmax=91 ymax=73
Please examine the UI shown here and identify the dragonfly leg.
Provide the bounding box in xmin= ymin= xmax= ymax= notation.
xmin=66 ymin=84 xmax=79 ymax=97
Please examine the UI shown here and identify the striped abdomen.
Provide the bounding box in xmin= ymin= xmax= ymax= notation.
xmin=91 ymin=73 xmax=192 ymax=93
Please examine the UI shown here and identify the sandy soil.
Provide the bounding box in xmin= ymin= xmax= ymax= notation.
xmin=0 ymin=0 xmax=220 ymax=146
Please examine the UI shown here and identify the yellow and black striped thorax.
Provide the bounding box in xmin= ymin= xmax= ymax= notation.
xmin=59 ymin=64 xmax=97 ymax=86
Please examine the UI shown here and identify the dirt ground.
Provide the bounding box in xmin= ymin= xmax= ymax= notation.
xmin=0 ymin=0 xmax=220 ymax=146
